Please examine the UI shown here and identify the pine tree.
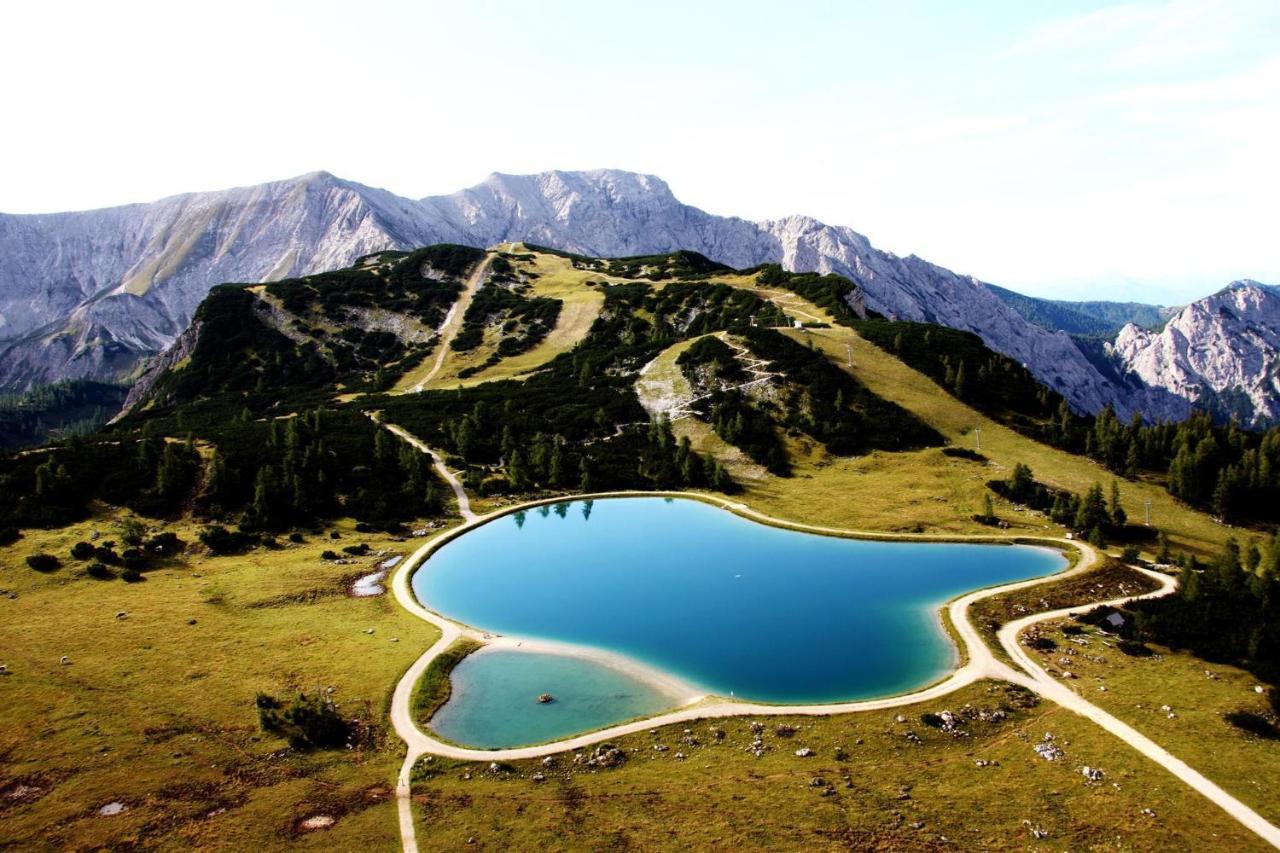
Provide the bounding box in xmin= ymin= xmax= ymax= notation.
xmin=1125 ymin=441 xmax=1141 ymax=479
xmin=507 ymin=448 xmax=528 ymax=491
xmin=155 ymin=443 xmax=190 ymax=503
xmin=548 ymin=441 xmax=565 ymax=487
xmin=1109 ymin=479 xmax=1126 ymax=526
xmin=248 ymin=465 xmax=280 ymax=530
xmin=425 ymin=479 xmax=443 ymax=515
xmin=206 ymin=450 xmax=229 ymax=510
xmin=1008 ymin=463 xmax=1034 ymax=502
xmin=374 ymin=429 xmax=393 ymax=469
xmin=1244 ymin=539 xmax=1262 ymax=573
xmin=1074 ymin=483 xmax=1108 ymax=533
xmin=1257 ymin=530 xmax=1280 ymax=579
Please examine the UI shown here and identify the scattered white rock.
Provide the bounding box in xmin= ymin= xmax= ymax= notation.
xmin=299 ymin=815 xmax=335 ymax=831
xmin=1033 ymin=734 xmax=1063 ymax=762
xmin=794 ymin=747 xmax=815 ymax=758
xmin=1081 ymin=766 xmax=1104 ymax=782
xmin=98 ymin=802 xmax=127 ymax=816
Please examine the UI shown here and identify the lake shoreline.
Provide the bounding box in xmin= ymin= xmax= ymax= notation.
xmin=409 ymin=493 xmax=1069 ymax=744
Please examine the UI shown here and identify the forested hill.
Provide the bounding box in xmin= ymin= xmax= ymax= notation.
xmin=0 ymin=245 xmax=942 ymax=537
xmin=4 ymin=242 xmax=1277 ymax=552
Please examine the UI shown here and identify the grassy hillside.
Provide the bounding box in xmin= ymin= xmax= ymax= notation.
xmin=0 ymin=511 xmax=441 ymax=849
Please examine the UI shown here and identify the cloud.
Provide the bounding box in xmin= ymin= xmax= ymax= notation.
xmin=1002 ymin=0 xmax=1275 ymax=69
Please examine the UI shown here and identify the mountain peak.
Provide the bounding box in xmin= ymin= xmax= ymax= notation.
xmin=478 ymin=168 xmax=675 ymax=203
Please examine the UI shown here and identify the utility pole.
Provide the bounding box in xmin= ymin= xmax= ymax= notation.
xmin=846 ymin=343 xmax=853 ymax=368
xmin=974 ymin=427 xmax=982 ymax=452
xmin=1144 ymin=498 xmax=1152 ymax=527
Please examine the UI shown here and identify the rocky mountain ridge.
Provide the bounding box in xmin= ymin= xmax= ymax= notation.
xmin=1109 ymin=281 xmax=1280 ymax=426
xmin=0 ymin=169 xmax=1268 ymax=423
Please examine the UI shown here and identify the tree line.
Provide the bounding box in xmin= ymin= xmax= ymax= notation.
xmin=854 ymin=317 xmax=1280 ymax=526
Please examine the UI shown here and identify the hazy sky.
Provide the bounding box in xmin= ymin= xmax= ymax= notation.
xmin=2 ymin=0 xmax=1277 ymax=303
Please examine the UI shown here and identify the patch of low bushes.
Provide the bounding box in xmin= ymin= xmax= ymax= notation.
xmin=256 ymin=692 xmax=351 ymax=750
xmin=941 ymin=447 xmax=986 ymax=462
xmin=1224 ymin=710 xmax=1280 ymax=739
xmin=26 ymin=553 xmax=60 ymax=572
xmin=86 ymin=562 xmax=114 ymax=580
xmin=1116 ymin=639 xmax=1154 ymax=657
xmin=199 ymin=525 xmax=257 ymax=555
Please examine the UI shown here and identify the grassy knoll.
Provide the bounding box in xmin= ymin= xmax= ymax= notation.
xmin=1022 ymin=619 xmax=1280 ymax=828
xmin=409 ymin=680 xmax=1264 ymax=850
xmin=633 ymin=336 xmax=771 ymax=484
xmin=0 ymin=510 xmax=442 ymax=850
xmin=397 ymin=249 xmax=607 ymax=392
xmin=412 ymin=638 xmax=483 ymax=725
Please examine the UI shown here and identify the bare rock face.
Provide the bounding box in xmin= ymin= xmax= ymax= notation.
xmin=1109 ymin=282 xmax=1280 ymax=426
xmin=0 ymin=168 xmax=1189 ymax=420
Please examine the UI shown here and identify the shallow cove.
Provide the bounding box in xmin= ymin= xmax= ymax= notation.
xmin=416 ymin=497 xmax=1065 ymax=741
xmin=429 ymin=648 xmax=683 ymax=748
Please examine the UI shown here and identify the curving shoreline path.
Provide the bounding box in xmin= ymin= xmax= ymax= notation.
xmin=374 ymin=424 xmax=1280 ymax=852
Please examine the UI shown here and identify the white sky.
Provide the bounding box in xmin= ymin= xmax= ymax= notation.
xmin=1 ymin=0 xmax=1277 ymax=303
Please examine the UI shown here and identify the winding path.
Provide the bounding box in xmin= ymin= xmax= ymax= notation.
xmin=372 ymin=473 xmax=1280 ymax=851
xmin=413 ymin=254 xmax=493 ymax=392
xmin=998 ymin=577 xmax=1280 ymax=847
xmin=636 ymin=332 xmax=781 ymax=423
xmin=375 ymin=418 xmax=475 ymax=522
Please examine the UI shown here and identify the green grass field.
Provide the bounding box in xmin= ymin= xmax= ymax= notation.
xmin=1021 ymin=618 xmax=1280 ymax=828
xmin=0 ymin=511 xmax=442 ymax=850
xmin=409 ymin=680 xmax=1266 ymax=850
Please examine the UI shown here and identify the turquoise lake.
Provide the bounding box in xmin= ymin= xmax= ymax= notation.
xmin=415 ymin=497 xmax=1065 ymax=746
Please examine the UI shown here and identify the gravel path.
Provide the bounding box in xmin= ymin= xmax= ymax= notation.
xmin=413 ymin=254 xmax=492 ymax=392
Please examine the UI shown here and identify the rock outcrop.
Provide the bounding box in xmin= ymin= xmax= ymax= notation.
xmin=1109 ymin=282 xmax=1280 ymax=426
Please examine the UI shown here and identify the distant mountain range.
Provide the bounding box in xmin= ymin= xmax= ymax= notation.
xmin=987 ymin=285 xmax=1176 ymax=338
xmin=1 ymin=169 xmax=1275 ymax=425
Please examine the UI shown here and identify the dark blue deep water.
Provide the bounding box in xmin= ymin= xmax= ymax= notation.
xmin=415 ymin=497 xmax=1064 ymax=711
